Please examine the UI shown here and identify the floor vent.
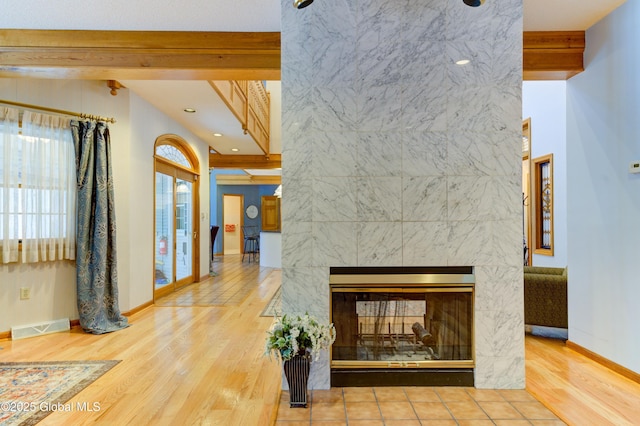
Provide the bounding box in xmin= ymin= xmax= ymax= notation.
xmin=11 ymin=318 xmax=70 ymax=340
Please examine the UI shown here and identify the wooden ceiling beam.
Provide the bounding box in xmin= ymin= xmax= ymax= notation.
xmin=210 ymin=154 xmax=281 ymax=169
xmin=523 ymin=31 xmax=585 ymax=81
xmin=216 ymin=174 xmax=281 ymax=186
xmin=0 ymin=30 xmax=281 ymax=80
xmin=0 ymin=29 xmax=584 ymax=81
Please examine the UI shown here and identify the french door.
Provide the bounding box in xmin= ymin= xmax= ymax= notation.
xmin=154 ymin=162 xmax=197 ymax=299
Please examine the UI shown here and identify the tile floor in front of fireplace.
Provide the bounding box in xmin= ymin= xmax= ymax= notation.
xmin=275 ymin=386 xmax=566 ymax=425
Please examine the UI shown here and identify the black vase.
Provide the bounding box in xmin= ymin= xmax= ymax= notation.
xmin=283 ymin=353 xmax=311 ymax=408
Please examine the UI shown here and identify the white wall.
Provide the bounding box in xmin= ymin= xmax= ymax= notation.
xmin=0 ymin=79 xmax=210 ymax=332
xmin=566 ymin=0 xmax=640 ymax=374
xmin=127 ymin=91 xmax=211 ymax=309
xmin=522 ymin=81 xmax=568 ymax=267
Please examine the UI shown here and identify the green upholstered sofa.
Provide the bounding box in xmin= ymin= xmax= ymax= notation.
xmin=524 ymin=266 xmax=568 ymax=329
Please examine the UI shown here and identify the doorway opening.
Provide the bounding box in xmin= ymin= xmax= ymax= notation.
xmin=154 ymin=134 xmax=200 ymax=300
xmin=222 ymin=194 xmax=244 ymax=255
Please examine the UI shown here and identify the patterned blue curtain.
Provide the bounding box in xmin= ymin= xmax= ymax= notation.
xmin=71 ymin=120 xmax=128 ymax=334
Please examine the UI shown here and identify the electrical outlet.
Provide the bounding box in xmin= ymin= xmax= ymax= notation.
xmin=20 ymin=287 xmax=30 ymax=300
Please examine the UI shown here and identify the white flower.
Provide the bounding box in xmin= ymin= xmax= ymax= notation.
xmin=264 ymin=312 xmax=336 ymax=362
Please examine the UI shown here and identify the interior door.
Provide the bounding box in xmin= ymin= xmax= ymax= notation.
xmin=223 ymin=194 xmax=243 ymax=255
xmin=155 ymin=163 xmax=196 ymax=298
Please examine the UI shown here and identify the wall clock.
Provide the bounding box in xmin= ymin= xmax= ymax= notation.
xmin=246 ymin=204 xmax=258 ymax=219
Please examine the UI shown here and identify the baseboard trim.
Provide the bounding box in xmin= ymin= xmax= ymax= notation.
xmin=123 ymin=300 xmax=153 ymax=317
xmin=2 ymin=300 xmax=155 ymax=338
xmin=566 ymin=340 xmax=640 ymax=385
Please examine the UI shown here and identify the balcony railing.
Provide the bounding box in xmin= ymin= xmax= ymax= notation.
xmin=209 ymin=80 xmax=270 ymax=155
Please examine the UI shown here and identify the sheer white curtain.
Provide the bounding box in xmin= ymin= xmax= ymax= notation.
xmin=0 ymin=108 xmax=76 ymax=263
xmin=21 ymin=111 xmax=76 ymax=262
xmin=0 ymin=107 xmax=20 ymax=263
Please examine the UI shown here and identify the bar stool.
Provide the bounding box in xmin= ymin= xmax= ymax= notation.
xmin=242 ymin=226 xmax=259 ymax=263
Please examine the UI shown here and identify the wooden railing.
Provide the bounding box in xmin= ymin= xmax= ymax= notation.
xmin=209 ymin=80 xmax=270 ymax=155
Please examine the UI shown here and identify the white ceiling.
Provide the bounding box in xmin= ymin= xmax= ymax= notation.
xmin=123 ymin=80 xmax=267 ymax=155
xmin=121 ymin=0 xmax=627 ymax=168
xmin=0 ymin=0 xmax=281 ymax=32
xmin=0 ymin=0 xmax=625 ymax=32
xmin=523 ymin=0 xmax=626 ymax=31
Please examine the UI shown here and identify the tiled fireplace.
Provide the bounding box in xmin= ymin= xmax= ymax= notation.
xmin=281 ymin=0 xmax=524 ymax=390
xmin=330 ymin=266 xmax=475 ymax=387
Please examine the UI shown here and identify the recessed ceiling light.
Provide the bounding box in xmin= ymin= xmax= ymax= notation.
xmin=183 ymin=108 xmax=196 ymax=113
xmin=456 ymin=59 xmax=471 ymax=66
xmin=231 ymin=148 xmax=239 ymax=152
xmin=213 ymin=133 xmax=223 ymax=137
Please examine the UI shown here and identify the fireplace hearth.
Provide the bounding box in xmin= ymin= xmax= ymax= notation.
xmin=330 ymin=266 xmax=475 ymax=387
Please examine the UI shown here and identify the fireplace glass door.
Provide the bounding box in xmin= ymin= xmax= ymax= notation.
xmin=331 ymin=289 xmax=473 ymax=368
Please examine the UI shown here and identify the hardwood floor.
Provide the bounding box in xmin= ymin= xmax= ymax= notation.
xmin=1 ymin=255 xmax=639 ymax=425
xmin=525 ymin=334 xmax=640 ymax=426
xmin=0 ymin=255 xmax=282 ymax=426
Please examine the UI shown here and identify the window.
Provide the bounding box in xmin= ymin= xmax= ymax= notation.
xmin=156 ymin=144 xmax=191 ymax=168
xmin=0 ymin=108 xmax=76 ymax=263
xmin=532 ymin=154 xmax=553 ymax=255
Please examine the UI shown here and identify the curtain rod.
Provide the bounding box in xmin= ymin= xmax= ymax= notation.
xmin=0 ymin=99 xmax=116 ymax=124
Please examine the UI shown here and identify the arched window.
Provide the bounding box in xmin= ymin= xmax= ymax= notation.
xmin=156 ymin=144 xmax=191 ymax=168
xmin=154 ymin=135 xmax=199 ymax=171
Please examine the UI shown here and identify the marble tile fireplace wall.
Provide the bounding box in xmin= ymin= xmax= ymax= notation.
xmin=281 ymin=0 xmax=524 ymax=389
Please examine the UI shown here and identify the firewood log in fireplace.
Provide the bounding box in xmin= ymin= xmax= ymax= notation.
xmin=412 ymin=322 xmax=434 ymax=346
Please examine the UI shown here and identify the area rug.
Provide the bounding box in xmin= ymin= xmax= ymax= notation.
xmin=0 ymin=360 xmax=120 ymax=426
xmin=260 ymin=286 xmax=281 ymax=317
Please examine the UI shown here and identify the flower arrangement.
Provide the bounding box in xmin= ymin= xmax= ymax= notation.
xmin=265 ymin=313 xmax=336 ymax=362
